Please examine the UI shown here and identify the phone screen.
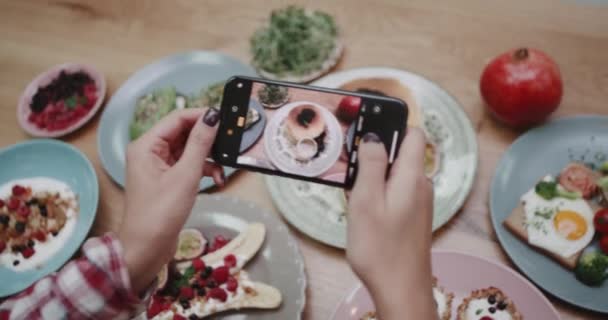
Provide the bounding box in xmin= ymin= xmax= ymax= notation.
xmin=235 ymin=81 xmax=360 ymax=185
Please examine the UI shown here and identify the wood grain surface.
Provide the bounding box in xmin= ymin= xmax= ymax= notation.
xmin=1 ymin=1 xmax=607 ymax=319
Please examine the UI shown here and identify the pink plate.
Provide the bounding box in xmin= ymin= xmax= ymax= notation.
xmin=17 ymin=63 xmax=106 ymax=138
xmin=331 ymin=250 xmax=560 ymax=320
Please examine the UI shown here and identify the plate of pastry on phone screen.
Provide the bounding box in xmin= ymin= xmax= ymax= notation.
xmin=97 ymin=51 xmax=257 ymax=191
xmin=265 ymin=67 xmax=478 ymax=248
xmin=491 ymin=115 xmax=608 ymax=313
xmin=331 ymin=251 xmax=559 ymax=320
xmin=137 ymin=194 xmax=306 ymax=320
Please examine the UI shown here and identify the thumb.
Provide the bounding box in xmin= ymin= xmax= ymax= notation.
xmin=175 ymin=108 xmax=220 ymax=176
xmin=349 ymin=132 xmax=388 ymax=213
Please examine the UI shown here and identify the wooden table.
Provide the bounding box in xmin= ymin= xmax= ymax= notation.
xmin=1 ymin=1 xmax=607 ymax=319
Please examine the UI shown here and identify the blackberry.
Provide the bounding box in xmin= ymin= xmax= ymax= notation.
xmin=39 ymin=205 xmax=48 ymax=217
xmin=0 ymin=215 xmax=9 ymax=226
xmin=15 ymin=221 xmax=26 ymax=234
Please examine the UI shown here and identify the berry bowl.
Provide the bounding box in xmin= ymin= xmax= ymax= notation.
xmin=17 ymin=63 xmax=106 ymax=138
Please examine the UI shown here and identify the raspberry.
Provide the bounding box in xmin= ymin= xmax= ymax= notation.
xmin=0 ymin=199 xmax=5 ymax=208
xmin=22 ymin=247 xmax=35 ymax=259
xmin=212 ymin=266 xmax=229 ymax=284
xmin=480 ymin=317 xmax=494 ymax=320
xmin=226 ymin=277 xmax=238 ymax=292
xmin=179 ymin=286 xmax=194 ymax=299
xmin=17 ymin=206 xmax=31 ymax=218
xmin=224 ymin=254 xmax=237 ymax=268
xmin=173 ymin=314 xmax=186 ymax=320
xmin=192 ymin=258 xmax=205 ymax=272
xmin=7 ymin=197 xmax=20 ymax=211
xmin=146 ymin=296 xmax=163 ymax=318
xmin=12 ymin=185 xmax=25 ymax=196
xmin=214 ymin=235 xmax=229 ymax=248
xmin=208 ymin=288 xmax=227 ymax=302
xmin=198 ymin=279 xmax=207 ymax=288
xmin=33 ymin=230 xmax=47 ymax=242
xmin=0 ymin=241 xmax=6 ymax=254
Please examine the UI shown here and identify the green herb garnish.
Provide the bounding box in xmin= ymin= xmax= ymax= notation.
xmin=65 ymin=95 xmax=78 ymax=109
xmin=476 ymin=309 xmax=482 ymax=315
xmin=169 ymin=266 xmax=195 ymax=291
xmin=250 ymin=6 xmax=338 ymax=76
xmin=258 ymin=84 xmax=288 ymax=106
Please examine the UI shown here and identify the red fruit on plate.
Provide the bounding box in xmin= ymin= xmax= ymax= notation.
xmin=480 ymin=317 xmax=494 ymax=320
xmin=212 ymin=266 xmax=230 ymax=284
xmin=192 ymin=258 xmax=206 ymax=272
xmin=7 ymin=197 xmax=20 ymax=211
xmin=146 ymin=303 xmax=161 ymax=318
xmin=17 ymin=206 xmax=31 ymax=218
xmin=22 ymin=247 xmax=35 ymax=259
xmin=0 ymin=199 xmax=5 ymax=208
xmin=208 ymin=288 xmax=227 ymax=302
xmin=480 ymin=48 xmax=562 ymax=127
xmin=600 ymin=234 xmax=608 ymax=255
xmin=173 ymin=314 xmax=186 ymax=320
xmin=179 ymin=286 xmax=194 ymax=299
xmin=337 ymin=96 xmax=361 ymax=123
xmin=224 ymin=254 xmax=237 ymax=268
xmin=33 ymin=230 xmax=47 ymax=242
xmin=593 ymin=208 xmax=608 ymax=234
xmin=0 ymin=241 xmax=6 ymax=254
xmin=12 ymin=185 xmax=26 ymax=197
xmin=226 ymin=277 xmax=238 ymax=292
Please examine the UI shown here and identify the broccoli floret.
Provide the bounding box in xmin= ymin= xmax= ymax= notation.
xmin=575 ymin=251 xmax=608 ymax=286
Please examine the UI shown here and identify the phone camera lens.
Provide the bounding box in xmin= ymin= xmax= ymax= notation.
xmin=231 ymin=106 xmax=239 ymax=112
xmin=373 ymin=105 xmax=381 ymax=114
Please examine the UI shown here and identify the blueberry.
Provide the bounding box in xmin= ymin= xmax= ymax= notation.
xmin=28 ymin=239 xmax=35 ymax=247
xmin=197 ymin=288 xmax=206 ymax=296
xmin=488 ymin=294 xmax=496 ymax=304
xmin=26 ymin=199 xmax=38 ymax=206
xmin=0 ymin=215 xmax=9 ymax=226
xmin=15 ymin=221 xmax=26 ymax=234
xmin=189 ymin=315 xmax=200 ymax=320
xmin=489 ymin=307 xmax=496 ymax=314
xmin=191 ymin=283 xmax=200 ymax=290
xmin=497 ymin=301 xmax=508 ymax=310
xmin=51 ymin=231 xmax=58 ymax=237
xmin=179 ymin=299 xmax=190 ymax=309
xmin=206 ymin=279 xmax=217 ymax=288
xmin=39 ymin=205 xmax=48 ymax=217
xmin=201 ymin=266 xmax=213 ymax=279
xmin=13 ymin=260 xmax=19 ymax=266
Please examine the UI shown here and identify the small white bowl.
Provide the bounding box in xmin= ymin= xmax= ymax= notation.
xmin=295 ymin=138 xmax=318 ymax=161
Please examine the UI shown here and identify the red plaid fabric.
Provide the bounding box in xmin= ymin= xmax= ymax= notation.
xmin=0 ymin=233 xmax=141 ymax=320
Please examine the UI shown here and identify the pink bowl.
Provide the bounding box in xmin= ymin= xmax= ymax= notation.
xmin=332 ymin=250 xmax=560 ymax=320
xmin=17 ymin=63 xmax=106 ymax=138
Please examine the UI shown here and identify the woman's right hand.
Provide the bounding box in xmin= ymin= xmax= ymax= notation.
xmin=346 ymin=128 xmax=435 ymax=320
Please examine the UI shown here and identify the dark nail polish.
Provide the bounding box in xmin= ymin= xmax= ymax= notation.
xmin=362 ymin=132 xmax=381 ymax=143
xmin=203 ymin=108 xmax=219 ymax=126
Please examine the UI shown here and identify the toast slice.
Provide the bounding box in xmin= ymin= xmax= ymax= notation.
xmin=456 ymin=287 xmax=522 ymax=320
xmin=503 ymin=204 xmax=580 ymax=269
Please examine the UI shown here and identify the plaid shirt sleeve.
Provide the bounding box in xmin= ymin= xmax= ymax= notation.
xmin=0 ymin=233 xmax=143 ymax=320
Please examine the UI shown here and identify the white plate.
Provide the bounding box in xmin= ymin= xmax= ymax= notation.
xmin=262 ymin=101 xmax=343 ymax=177
xmin=265 ymin=67 xmax=478 ymax=248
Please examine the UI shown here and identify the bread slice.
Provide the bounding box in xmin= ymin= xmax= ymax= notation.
xmin=503 ymin=203 xmax=580 ymax=270
xmin=456 ymin=287 xmax=522 ymax=320
xmin=339 ymin=77 xmax=421 ymax=128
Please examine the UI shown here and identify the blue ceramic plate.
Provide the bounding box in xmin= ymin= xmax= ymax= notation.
xmin=490 ymin=115 xmax=608 ymax=313
xmin=97 ymin=51 xmax=256 ymax=190
xmin=0 ymin=140 xmax=98 ymax=297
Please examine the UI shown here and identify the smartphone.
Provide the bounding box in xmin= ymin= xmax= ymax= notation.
xmin=212 ymin=76 xmax=408 ymax=189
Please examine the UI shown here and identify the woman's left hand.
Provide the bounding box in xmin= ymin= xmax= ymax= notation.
xmin=118 ymin=108 xmax=222 ymax=293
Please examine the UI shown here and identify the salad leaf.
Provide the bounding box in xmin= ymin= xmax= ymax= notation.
xmin=535 ymin=180 xmax=580 ymax=200
xmin=250 ymin=6 xmax=338 ymax=76
xmin=65 ymin=95 xmax=78 ymax=109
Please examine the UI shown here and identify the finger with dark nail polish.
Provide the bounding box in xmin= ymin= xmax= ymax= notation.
xmin=362 ymin=132 xmax=381 ymax=143
xmin=203 ymin=108 xmax=220 ymax=126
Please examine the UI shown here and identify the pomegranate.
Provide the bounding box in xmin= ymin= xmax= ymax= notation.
xmin=480 ymin=48 xmax=563 ymax=127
